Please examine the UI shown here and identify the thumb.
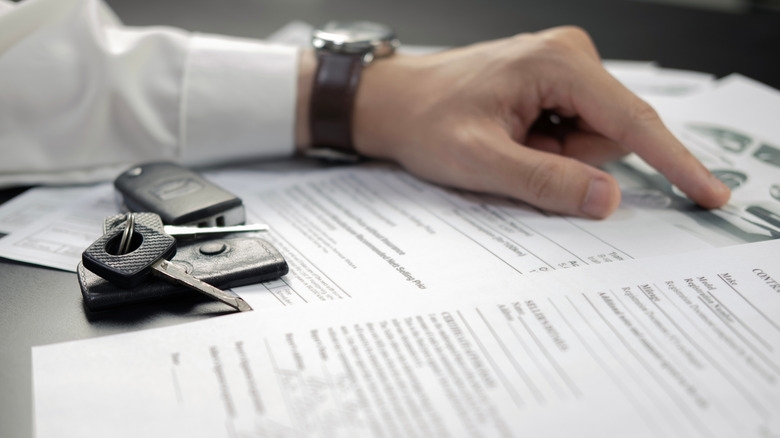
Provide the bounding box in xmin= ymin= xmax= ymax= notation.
xmin=483 ymin=129 xmax=621 ymax=218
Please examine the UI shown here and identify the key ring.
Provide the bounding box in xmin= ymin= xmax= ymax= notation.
xmin=118 ymin=213 xmax=135 ymax=255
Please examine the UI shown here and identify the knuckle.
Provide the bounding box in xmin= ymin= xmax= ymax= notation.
xmin=452 ymin=123 xmax=480 ymax=149
xmin=613 ymin=98 xmax=662 ymax=144
xmin=614 ymin=99 xmax=661 ymax=144
xmin=535 ymin=26 xmax=599 ymax=61
xmin=629 ymin=99 xmax=661 ymax=124
xmin=556 ymin=25 xmax=592 ymax=43
xmin=539 ymin=35 xmax=573 ymax=56
xmin=445 ymin=124 xmax=489 ymax=170
xmin=524 ymin=158 xmax=566 ymax=202
xmin=546 ymin=26 xmax=592 ymax=47
xmin=627 ymin=99 xmax=661 ymax=134
xmin=509 ymin=31 xmax=534 ymax=45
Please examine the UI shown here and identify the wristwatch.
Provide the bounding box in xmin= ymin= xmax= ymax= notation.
xmin=309 ymin=21 xmax=399 ymax=157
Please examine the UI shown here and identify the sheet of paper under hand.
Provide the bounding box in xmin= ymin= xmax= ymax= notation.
xmin=33 ymin=238 xmax=780 ymax=437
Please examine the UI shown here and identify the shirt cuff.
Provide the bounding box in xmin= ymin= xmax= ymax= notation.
xmin=181 ymin=33 xmax=299 ymax=165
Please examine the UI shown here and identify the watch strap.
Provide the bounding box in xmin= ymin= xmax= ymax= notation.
xmin=309 ymin=51 xmax=364 ymax=153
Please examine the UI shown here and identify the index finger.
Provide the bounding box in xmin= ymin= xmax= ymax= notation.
xmin=567 ymin=60 xmax=730 ymax=208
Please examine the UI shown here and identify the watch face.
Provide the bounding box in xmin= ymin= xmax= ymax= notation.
xmin=313 ymin=21 xmax=398 ymax=56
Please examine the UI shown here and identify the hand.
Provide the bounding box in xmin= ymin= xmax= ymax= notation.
xmin=347 ymin=26 xmax=730 ymax=218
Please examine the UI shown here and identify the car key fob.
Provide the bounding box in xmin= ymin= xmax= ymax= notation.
xmin=81 ymin=217 xmax=178 ymax=287
xmin=78 ymin=236 xmax=289 ymax=311
xmin=114 ymin=162 xmax=245 ymax=226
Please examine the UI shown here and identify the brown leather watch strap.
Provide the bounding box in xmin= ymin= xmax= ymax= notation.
xmin=309 ymin=52 xmax=364 ymax=153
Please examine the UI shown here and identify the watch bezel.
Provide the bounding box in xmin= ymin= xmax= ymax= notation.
xmin=312 ymin=21 xmax=399 ymax=60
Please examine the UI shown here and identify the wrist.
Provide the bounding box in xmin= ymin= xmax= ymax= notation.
xmin=301 ymin=21 xmax=399 ymax=158
xmin=353 ymin=53 xmax=420 ymax=159
xmin=352 ymin=57 xmax=390 ymax=157
xmin=295 ymin=49 xmax=316 ymax=152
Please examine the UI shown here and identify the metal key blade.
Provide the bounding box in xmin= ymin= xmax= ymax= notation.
xmin=151 ymin=259 xmax=253 ymax=312
xmin=163 ymin=224 xmax=269 ymax=236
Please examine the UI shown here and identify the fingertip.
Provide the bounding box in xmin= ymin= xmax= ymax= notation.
xmin=697 ymin=173 xmax=731 ymax=209
xmin=580 ymin=176 xmax=621 ymax=219
xmin=674 ymin=166 xmax=732 ymax=210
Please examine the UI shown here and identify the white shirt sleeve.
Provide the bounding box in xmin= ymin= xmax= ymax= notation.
xmin=0 ymin=0 xmax=300 ymax=187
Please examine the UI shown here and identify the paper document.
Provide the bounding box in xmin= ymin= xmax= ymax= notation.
xmin=33 ymin=239 xmax=780 ymax=437
xmin=0 ymin=185 xmax=91 ymax=235
xmin=215 ymin=166 xmax=748 ymax=311
xmin=627 ymin=75 xmax=780 ymax=242
xmin=0 ymin=185 xmax=114 ymax=271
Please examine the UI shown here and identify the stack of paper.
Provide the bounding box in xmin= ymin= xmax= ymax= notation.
xmin=1 ymin=23 xmax=778 ymax=438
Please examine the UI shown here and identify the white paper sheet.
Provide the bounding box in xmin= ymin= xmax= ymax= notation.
xmin=0 ymin=185 xmax=92 ymax=235
xmin=626 ymin=74 xmax=780 ymax=242
xmin=214 ymin=165 xmax=741 ymax=311
xmin=604 ymin=61 xmax=716 ymax=104
xmin=33 ymin=238 xmax=780 ymax=437
xmin=0 ymin=184 xmax=114 ymax=271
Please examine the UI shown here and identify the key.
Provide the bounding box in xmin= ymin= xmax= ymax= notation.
xmin=82 ymin=220 xmax=252 ymax=312
xmin=164 ymin=223 xmax=269 ymax=236
xmin=114 ymin=162 xmax=246 ymax=227
xmin=78 ymin=235 xmax=289 ymax=311
xmin=104 ymin=213 xmax=268 ymax=238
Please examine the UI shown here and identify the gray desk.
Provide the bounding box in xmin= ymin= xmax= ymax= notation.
xmin=1 ymin=1 xmax=778 ymax=437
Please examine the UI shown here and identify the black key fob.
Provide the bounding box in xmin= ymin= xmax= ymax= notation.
xmin=78 ymin=236 xmax=288 ymax=311
xmin=114 ymin=162 xmax=245 ymax=226
xmin=81 ymin=219 xmax=177 ymax=288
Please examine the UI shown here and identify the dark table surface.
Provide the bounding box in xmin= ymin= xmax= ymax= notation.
xmin=1 ymin=1 xmax=778 ymax=437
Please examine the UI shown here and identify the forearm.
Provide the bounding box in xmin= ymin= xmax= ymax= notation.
xmin=0 ymin=0 xmax=299 ymax=187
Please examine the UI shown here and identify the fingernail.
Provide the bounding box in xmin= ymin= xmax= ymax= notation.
xmin=708 ymin=172 xmax=732 ymax=205
xmin=581 ymin=178 xmax=614 ymax=218
xmin=710 ymin=172 xmax=730 ymax=194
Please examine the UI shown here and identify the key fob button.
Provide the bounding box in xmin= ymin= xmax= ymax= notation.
xmin=199 ymin=242 xmax=228 ymax=255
